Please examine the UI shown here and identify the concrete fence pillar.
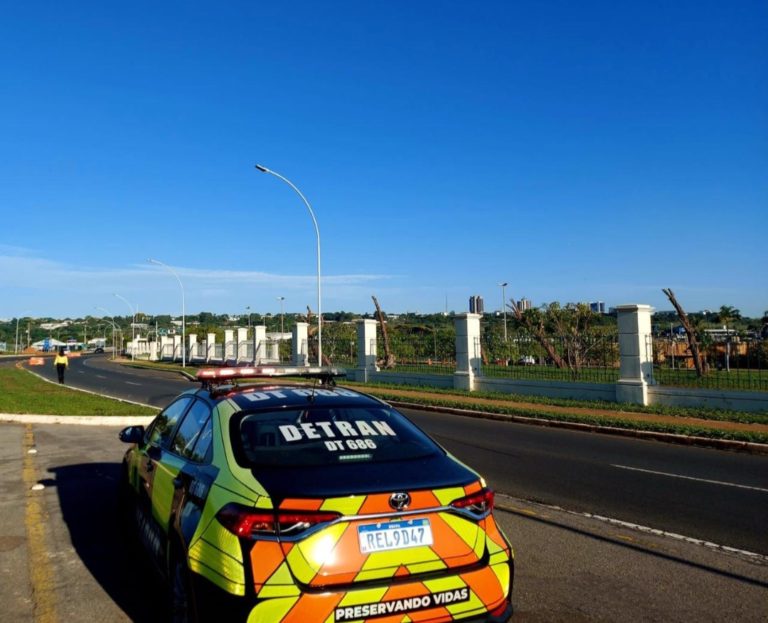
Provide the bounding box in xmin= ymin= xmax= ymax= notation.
xmin=173 ymin=335 xmax=182 ymax=361
xmin=236 ymin=328 xmax=248 ymax=361
xmin=293 ymin=322 xmax=309 ymax=366
xmin=616 ymin=304 xmax=655 ymax=405
xmin=224 ymin=329 xmax=234 ymax=361
xmin=188 ymin=334 xmax=197 ymax=359
xmin=206 ymin=333 xmax=216 ymax=361
xmin=356 ymin=319 xmax=379 ymax=381
xmin=254 ymin=326 xmax=266 ymax=364
xmin=454 ymin=313 xmax=482 ymax=391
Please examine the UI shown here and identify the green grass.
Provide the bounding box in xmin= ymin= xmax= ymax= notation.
xmin=343 ymin=380 xmax=768 ymax=425
xmin=363 ymin=390 xmax=768 ymax=445
xmin=0 ymin=367 xmax=158 ymax=416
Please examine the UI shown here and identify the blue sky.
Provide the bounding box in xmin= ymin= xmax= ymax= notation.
xmin=1 ymin=0 xmax=766 ymax=320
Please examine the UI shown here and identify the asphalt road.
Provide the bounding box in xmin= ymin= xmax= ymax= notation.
xmin=1 ymin=422 xmax=766 ymax=623
xmin=28 ymin=354 xmax=768 ymax=556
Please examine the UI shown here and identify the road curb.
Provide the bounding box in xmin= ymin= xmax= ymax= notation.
xmin=388 ymin=400 xmax=768 ymax=456
xmin=0 ymin=413 xmax=155 ymax=426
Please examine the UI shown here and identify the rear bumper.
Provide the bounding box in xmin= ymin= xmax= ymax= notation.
xmin=191 ymin=558 xmax=513 ymax=623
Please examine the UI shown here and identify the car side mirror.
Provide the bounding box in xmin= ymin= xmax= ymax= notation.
xmin=119 ymin=426 xmax=145 ymax=444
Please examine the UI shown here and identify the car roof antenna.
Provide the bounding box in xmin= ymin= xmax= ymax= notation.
xmin=307 ymin=378 xmax=318 ymax=403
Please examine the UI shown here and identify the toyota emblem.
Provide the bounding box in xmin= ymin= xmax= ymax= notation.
xmin=389 ymin=492 xmax=411 ymax=511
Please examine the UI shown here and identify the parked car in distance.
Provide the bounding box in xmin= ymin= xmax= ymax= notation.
xmin=118 ymin=366 xmax=514 ymax=623
xmin=517 ymin=356 xmax=535 ymax=365
xmin=93 ymin=346 xmax=105 ymax=354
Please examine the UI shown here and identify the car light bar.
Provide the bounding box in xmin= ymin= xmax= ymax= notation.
xmin=196 ymin=365 xmax=347 ymax=382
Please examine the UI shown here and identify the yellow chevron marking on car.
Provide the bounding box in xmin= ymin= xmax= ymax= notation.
xmin=246 ymin=596 xmax=298 ymax=623
xmin=286 ymin=521 xmax=348 ymax=583
xmin=188 ymin=556 xmax=245 ymax=596
xmin=198 ymin=517 xmax=244 ymax=563
xmin=336 ymin=585 xmax=389 ymax=609
xmin=320 ymin=495 xmax=365 ymax=515
xmin=490 ymin=560 xmax=511 ymax=596
xmin=433 ymin=485 xmax=466 ymax=506
xmin=189 ymin=539 xmax=245 ymax=591
xmin=404 ymin=559 xmax=447 ymax=575
xmin=259 ymin=562 xmax=300 ymax=598
xmin=440 ymin=511 xmax=482 ymax=552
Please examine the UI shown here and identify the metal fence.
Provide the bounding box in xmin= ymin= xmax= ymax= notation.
xmin=375 ymin=327 xmax=456 ymax=375
xmin=651 ymin=336 xmax=768 ymax=391
xmin=480 ymin=331 xmax=621 ymax=383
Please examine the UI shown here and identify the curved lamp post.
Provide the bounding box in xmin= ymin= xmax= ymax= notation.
xmin=148 ymin=258 xmax=186 ymax=368
xmin=255 ymin=164 xmax=322 ymax=366
xmin=113 ymin=293 xmax=136 ymax=361
xmin=95 ymin=306 xmax=120 ymax=360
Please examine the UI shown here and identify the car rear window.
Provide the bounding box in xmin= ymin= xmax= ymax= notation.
xmin=232 ymin=405 xmax=442 ymax=467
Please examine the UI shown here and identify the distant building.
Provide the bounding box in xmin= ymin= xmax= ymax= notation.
xmin=518 ymin=298 xmax=532 ymax=311
xmin=469 ymin=295 xmax=484 ymax=314
xmin=589 ymin=301 xmax=606 ymax=314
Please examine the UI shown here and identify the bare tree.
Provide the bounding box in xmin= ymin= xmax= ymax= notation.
xmin=372 ymin=295 xmax=395 ymax=369
xmin=662 ymin=288 xmax=708 ymax=377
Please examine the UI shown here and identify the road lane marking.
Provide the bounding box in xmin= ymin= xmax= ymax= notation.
xmin=95 ymin=375 xmax=106 ymax=379
xmin=125 ymin=381 xmax=142 ymax=386
xmin=495 ymin=493 xmax=768 ymax=563
xmin=23 ymin=425 xmax=58 ymax=622
xmin=611 ymin=464 xmax=768 ymax=493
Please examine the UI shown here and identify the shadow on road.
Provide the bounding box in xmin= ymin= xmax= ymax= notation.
xmin=45 ymin=461 xmax=168 ymax=622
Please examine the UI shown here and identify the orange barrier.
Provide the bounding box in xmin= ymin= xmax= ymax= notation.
xmin=67 ymin=351 xmax=82 ymax=358
xmin=29 ymin=357 xmax=45 ymax=366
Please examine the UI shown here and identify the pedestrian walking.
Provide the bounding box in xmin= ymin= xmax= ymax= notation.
xmin=54 ymin=347 xmax=68 ymax=384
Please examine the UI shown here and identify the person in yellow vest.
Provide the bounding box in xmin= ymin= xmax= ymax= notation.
xmin=53 ymin=347 xmax=68 ymax=384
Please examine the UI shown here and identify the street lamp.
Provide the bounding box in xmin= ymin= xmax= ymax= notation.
xmin=148 ymin=258 xmax=186 ymax=368
xmin=277 ymin=296 xmax=285 ymax=336
xmin=113 ymin=293 xmax=136 ymax=361
xmin=95 ymin=306 xmax=120 ymax=360
xmin=255 ymin=164 xmax=322 ymax=366
xmin=499 ymin=282 xmax=508 ymax=342
xmin=15 ymin=310 xmax=31 ymax=354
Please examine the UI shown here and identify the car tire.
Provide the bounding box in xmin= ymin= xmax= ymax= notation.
xmin=170 ymin=554 xmax=199 ymax=623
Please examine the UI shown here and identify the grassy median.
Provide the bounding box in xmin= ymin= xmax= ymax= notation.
xmin=0 ymin=367 xmax=158 ymax=416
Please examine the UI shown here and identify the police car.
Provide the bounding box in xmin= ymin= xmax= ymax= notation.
xmin=118 ymin=366 xmax=514 ymax=622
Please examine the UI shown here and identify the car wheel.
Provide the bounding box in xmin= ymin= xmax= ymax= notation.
xmin=170 ymin=554 xmax=199 ymax=623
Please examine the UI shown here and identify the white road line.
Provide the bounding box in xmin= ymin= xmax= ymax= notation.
xmin=95 ymin=375 xmax=107 ymax=379
xmin=495 ymin=493 xmax=768 ymax=563
xmin=611 ymin=464 xmax=768 ymax=493
xmin=125 ymin=381 xmax=142 ymax=386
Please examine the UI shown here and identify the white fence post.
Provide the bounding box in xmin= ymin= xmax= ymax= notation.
xmin=254 ymin=326 xmax=266 ymax=364
xmin=356 ymin=319 xmax=378 ymax=381
xmin=236 ymin=328 xmax=248 ymax=362
xmin=293 ymin=322 xmax=309 ymax=366
xmin=616 ymin=304 xmax=654 ymax=405
xmin=206 ymin=333 xmax=216 ymax=362
xmin=454 ymin=313 xmax=481 ymax=391
xmin=224 ymin=329 xmax=234 ymax=362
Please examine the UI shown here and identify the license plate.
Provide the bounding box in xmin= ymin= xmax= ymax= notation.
xmin=358 ymin=519 xmax=433 ymax=554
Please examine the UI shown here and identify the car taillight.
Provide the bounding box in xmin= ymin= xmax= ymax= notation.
xmin=216 ymin=503 xmax=341 ymax=538
xmin=450 ymin=488 xmax=494 ymax=517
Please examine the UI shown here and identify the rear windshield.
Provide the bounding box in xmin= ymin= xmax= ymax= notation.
xmin=232 ymin=405 xmax=442 ymax=467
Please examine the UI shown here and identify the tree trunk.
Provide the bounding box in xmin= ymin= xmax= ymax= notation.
xmin=662 ymin=288 xmax=708 ymax=377
xmin=372 ymin=295 xmax=395 ymax=368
